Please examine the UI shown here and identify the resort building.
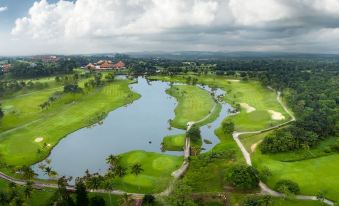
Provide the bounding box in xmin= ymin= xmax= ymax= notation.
xmin=85 ymin=60 xmax=125 ymax=71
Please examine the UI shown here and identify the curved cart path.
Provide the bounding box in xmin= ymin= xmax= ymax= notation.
xmin=232 ymin=91 xmax=333 ymax=206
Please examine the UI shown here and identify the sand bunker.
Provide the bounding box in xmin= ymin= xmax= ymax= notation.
xmin=34 ymin=137 xmax=44 ymax=143
xmin=268 ymin=110 xmax=286 ymax=120
xmin=227 ymin=79 xmax=240 ymax=82
xmin=251 ymin=140 xmax=263 ymax=152
xmin=240 ymin=103 xmax=256 ymax=113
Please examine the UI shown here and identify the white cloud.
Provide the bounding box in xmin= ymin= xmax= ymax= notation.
xmin=5 ymin=0 xmax=339 ymax=55
xmin=0 ymin=6 xmax=8 ymax=12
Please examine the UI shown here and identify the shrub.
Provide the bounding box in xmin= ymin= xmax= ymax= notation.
xmin=260 ymin=129 xmax=299 ymax=153
xmin=331 ymin=139 xmax=339 ymax=152
xmin=226 ymin=165 xmax=259 ymax=190
xmin=274 ymin=180 xmax=300 ymax=194
xmin=187 ymin=125 xmax=201 ymax=143
xmin=89 ymin=196 xmax=105 ymax=206
xmin=259 ymin=167 xmax=272 ymax=182
xmin=243 ymin=195 xmax=272 ymax=206
xmin=143 ymin=194 xmax=156 ymax=205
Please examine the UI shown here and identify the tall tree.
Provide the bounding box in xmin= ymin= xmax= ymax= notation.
xmin=75 ymin=179 xmax=89 ymax=206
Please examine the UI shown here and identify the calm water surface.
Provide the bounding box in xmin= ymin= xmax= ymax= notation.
xmin=33 ymin=77 xmax=230 ymax=180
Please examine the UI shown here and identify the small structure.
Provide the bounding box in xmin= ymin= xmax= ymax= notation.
xmin=85 ymin=60 xmax=125 ymax=71
xmin=0 ymin=64 xmax=11 ymax=73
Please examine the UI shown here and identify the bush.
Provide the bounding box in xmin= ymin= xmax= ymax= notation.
xmin=243 ymin=195 xmax=272 ymax=206
xmin=143 ymin=194 xmax=156 ymax=205
xmin=89 ymin=196 xmax=105 ymax=206
xmin=259 ymin=167 xmax=272 ymax=182
xmin=187 ymin=125 xmax=201 ymax=143
xmin=331 ymin=139 xmax=339 ymax=152
xmin=64 ymin=84 xmax=83 ymax=93
xmin=274 ymin=180 xmax=300 ymax=194
xmin=260 ymin=129 xmax=299 ymax=153
xmin=226 ymin=165 xmax=259 ymax=190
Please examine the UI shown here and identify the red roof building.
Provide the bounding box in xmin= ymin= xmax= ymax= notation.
xmin=113 ymin=61 xmax=125 ymax=69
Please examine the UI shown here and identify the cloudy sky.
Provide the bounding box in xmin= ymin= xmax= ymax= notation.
xmin=1 ymin=0 xmax=339 ymax=55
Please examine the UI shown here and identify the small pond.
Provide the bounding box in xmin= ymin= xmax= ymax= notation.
xmin=32 ymin=77 xmax=231 ymax=181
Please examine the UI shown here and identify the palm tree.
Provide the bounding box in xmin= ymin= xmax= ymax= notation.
xmin=44 ymin=167 xmax=58 ymax=178
xmin=131 ymin=164 xmax=143 ymax=176
xmin=130 ymin=164 xmax=143 ymax=191
xmin=24 ymin=181 xmax=33 ymax=199
xmin=87 ymin=175 xmax=104 ymax=190
xmin=0 ymin=191 xmax=9 ymax=205
xmin=106 ymin=155 xmax=121 ymax=168
xmin=102 ymin=180 xmax=114 ymax=206
xmin=19 ymin=166 xmax=37 ymax=180
xmin=119 ymin=193 xmax=132 ymax=206
xmin=114 ymin=165 xmax=127 ymax=178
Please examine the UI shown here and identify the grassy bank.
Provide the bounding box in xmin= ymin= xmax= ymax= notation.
xmin=153 ymin=75 xmax=289 ymax=132
xmin=0 ymin=79 xmax=140 ymax=167
xmin=166 ymin=85 xmax=219 ymax=129
xmin=114 ymin=150 xmax=183 ymax=193
xmin=162 ymin=134 xmax=186 ymax=151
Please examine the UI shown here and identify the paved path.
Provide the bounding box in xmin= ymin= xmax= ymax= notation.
xmin=232 ymin=91 xmax=334 ymax=206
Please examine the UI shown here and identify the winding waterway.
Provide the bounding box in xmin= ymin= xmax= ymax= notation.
xmin=33 ymin=77 xmax=231 ymax=180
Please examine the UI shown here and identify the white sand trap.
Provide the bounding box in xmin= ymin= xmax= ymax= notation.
xmin=227 ymin=79 xmax=240 ymax=82
xmin=240 ymin=103 xmax=256 ymax=113
xmin=34 ymin=137 xmax=44 ymax=143
xmin=47 ymin=144 xmax=51 ymax=147
xmin=251 ymin=140 xmax=263 ymax=152
xmin=268 ymin=110 xmax=286 ymax=120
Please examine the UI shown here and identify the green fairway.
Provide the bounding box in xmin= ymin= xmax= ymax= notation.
xmin=152 ymin=75 xmax=290 ymax=131
xmin=162 ymin=134 xmax=186 ymax=151
xmin=252 ymin=142 xmax=339 ymax=201
xmin=0 ymin=79 xmax=140 ymax=167
xmin=114 ymin=150 xmax=183 ymax=193
xmin=166 ymin=85 xmax=219 ymax=129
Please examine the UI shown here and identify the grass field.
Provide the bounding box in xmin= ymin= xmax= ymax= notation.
xmin=166 ymin=85 xmax=219 ymax=129
xmin=152 ymin=75 xmax=289 ymax=132
xmin=162 ymin=134 xmax=186 ymax=151
xmin=244 ymin=132 xmax=339 ymax=202
xmin=0 ymin=79 xmax=140 ymax=167
xmin=114 ymin=150 xmax=183 ymax=193
xmin=183 ymin=125 xmax=245 ymax=192
xmin=254 ymin=151 xmax=339 ymax=202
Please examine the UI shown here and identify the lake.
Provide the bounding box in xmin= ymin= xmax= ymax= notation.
xmin=32 ymin=76 xmax=231 ymax=181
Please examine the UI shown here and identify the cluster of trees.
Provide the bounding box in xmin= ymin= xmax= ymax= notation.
xmin=260 ymin=127 xmax=318 ymax=153
xmin=242 ymin=195 xmax=273 ymax=206
xmin=259 ymin=70 xmax=337 ymax=152
xmin=274 ymin=179 xmax=300 ymax=195
xmin=0 ymin=181 xmax=34 ymax=205
xmin=79 ymin=154 xmax=144 ymax=205
xmin=0 ymin=79 xmax=49 ymax=97
xmin=226 ymin=165 xmax=259 ymax=190
xmin=9 ymin=59 xmax=76 ymax=78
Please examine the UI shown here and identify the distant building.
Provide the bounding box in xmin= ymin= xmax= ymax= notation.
xmin=32 ymin=55 xmax=59 ymax=63
xmin=85 ymin=60 xmax=126 ymax=71
xmin=1 ymin=64 xmax=11 ymax=73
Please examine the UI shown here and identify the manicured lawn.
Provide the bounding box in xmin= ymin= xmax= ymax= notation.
xmin=0 ymin=80 xmax=140 ymax=167
xmin=162 ymin=134 xmax=186 ymax=151
xmin=253 ymin=145 xmax=339 ymax=201
xmin=114 ymin=150 xmax=183 ymax=193
xmin=166 ymin=85 xmax=219 ymax=129
xmin=152 ymin=75 xmax=290 ymax=131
